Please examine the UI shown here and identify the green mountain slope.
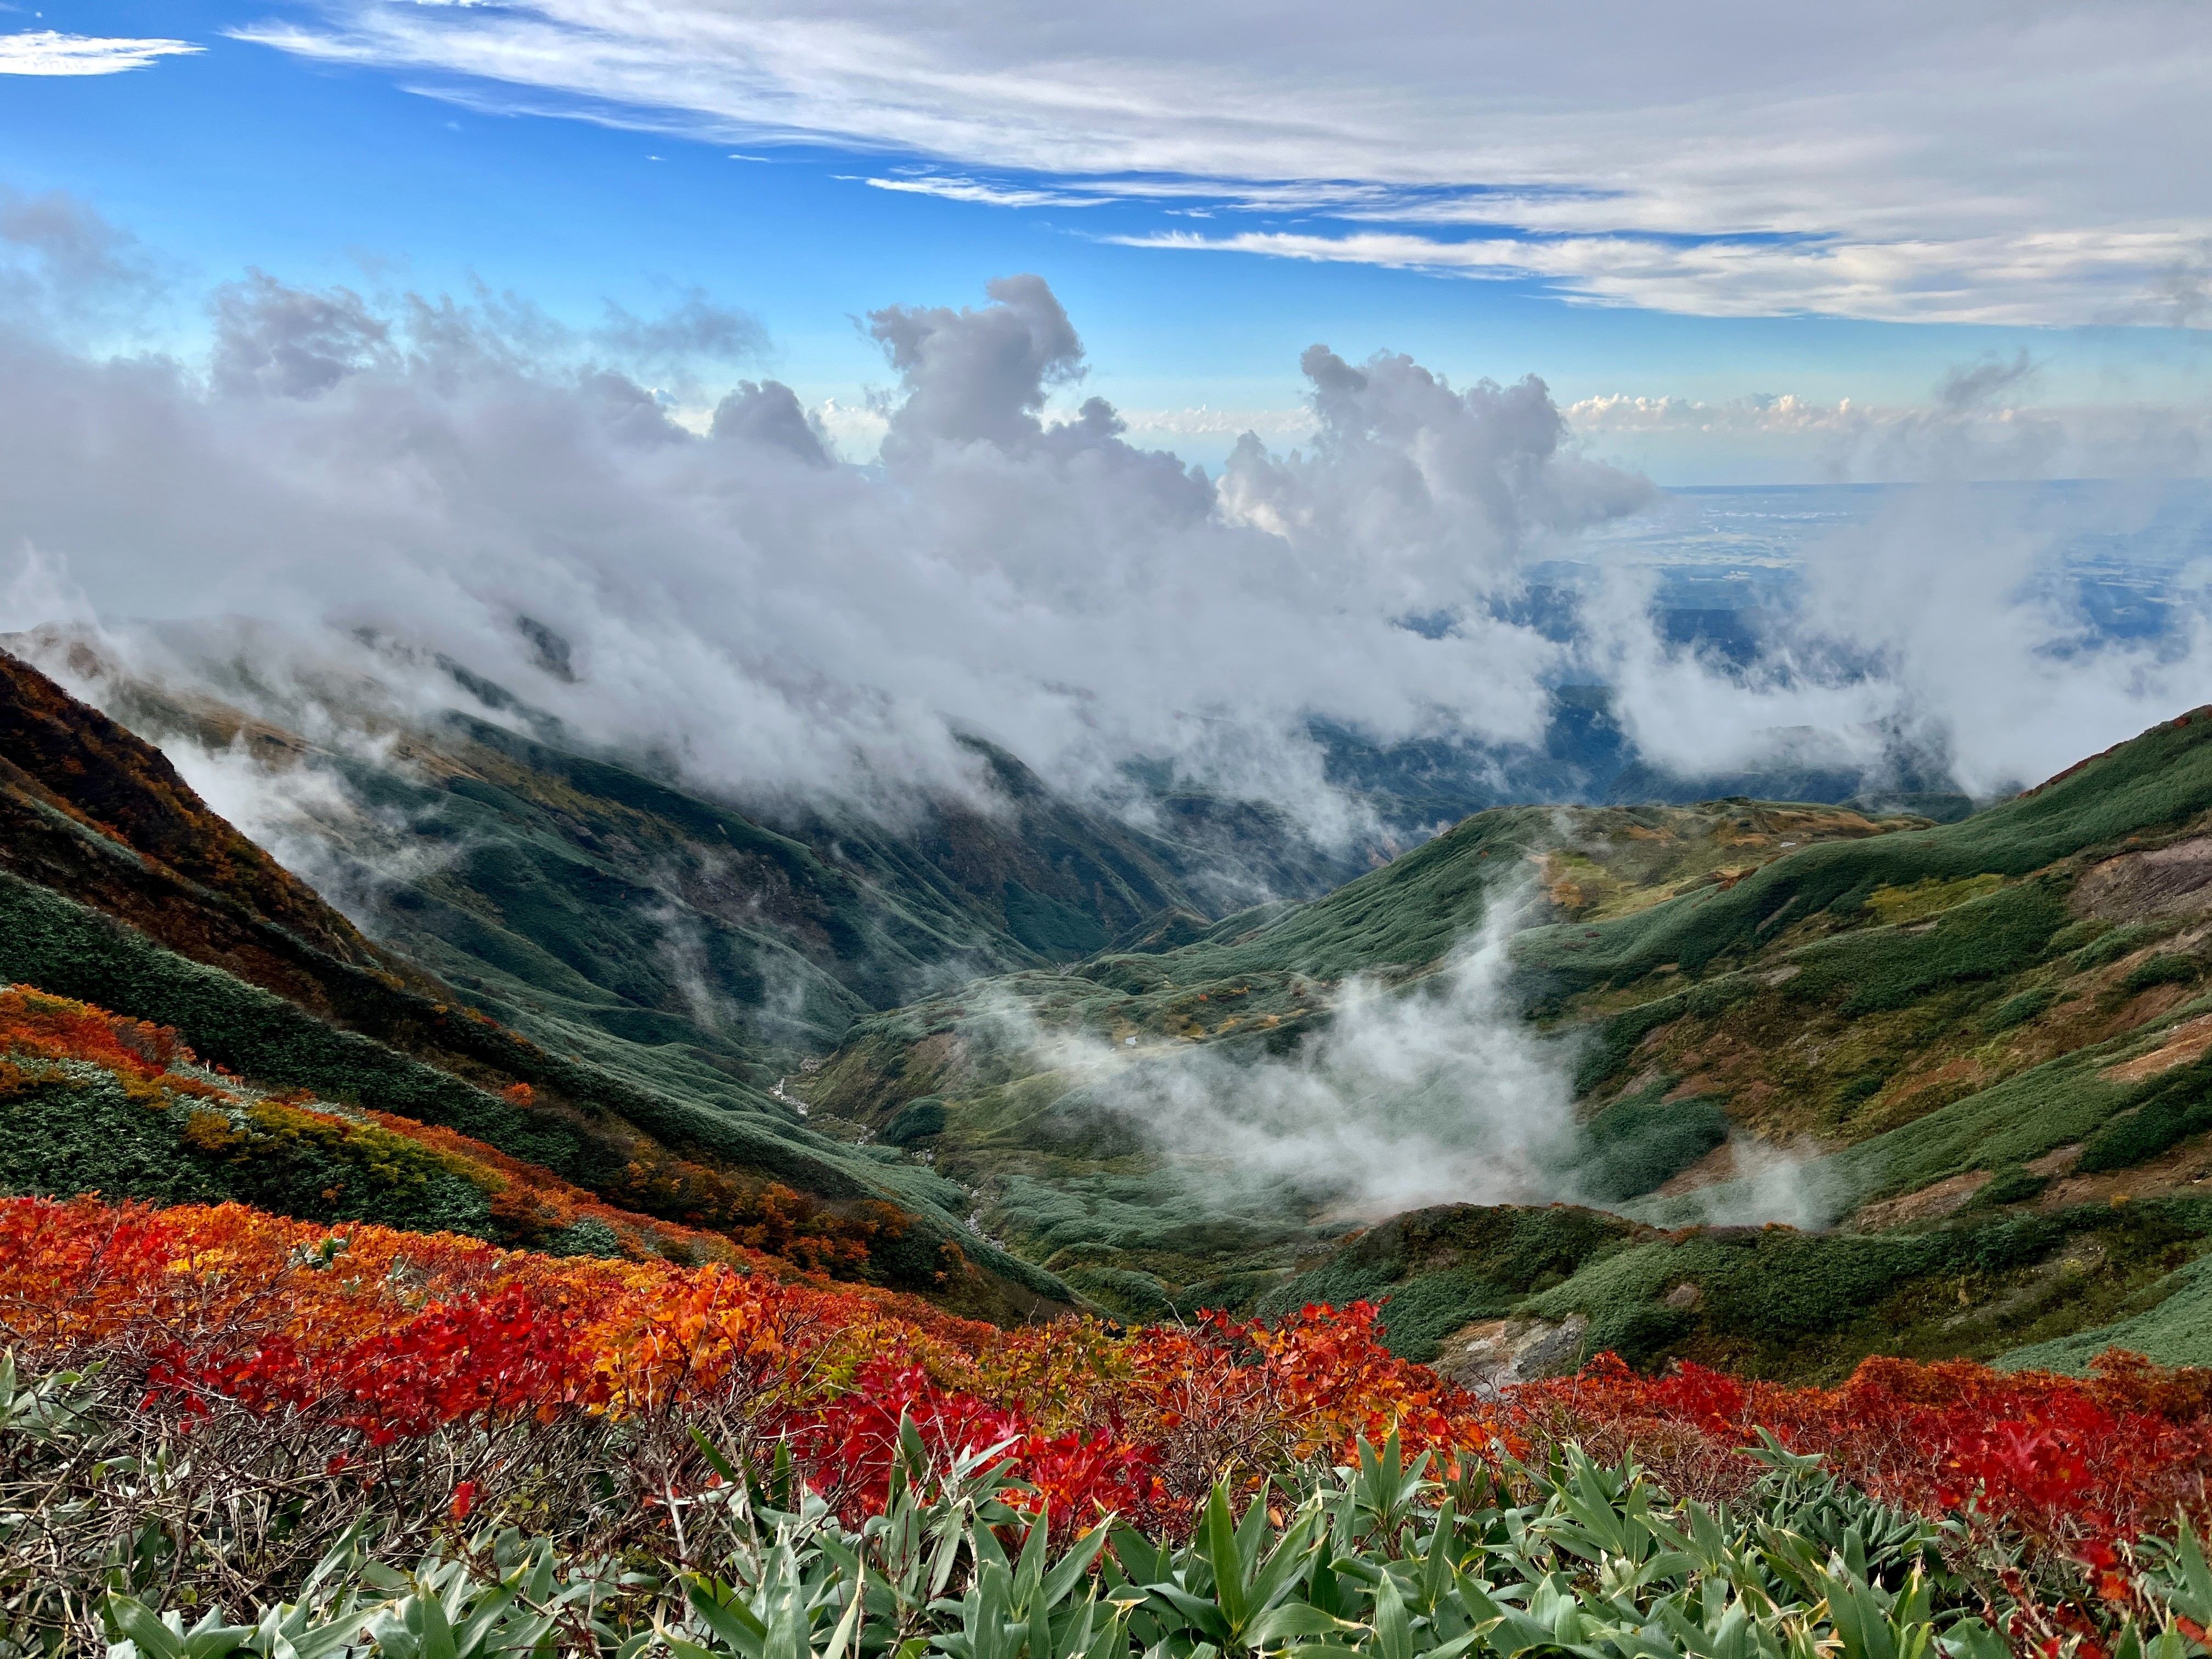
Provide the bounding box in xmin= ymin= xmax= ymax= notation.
xmin=24 ymin=618 xmax=2212 ymax=1376
xmin=799 ymin=708 xmax=2212 ymax=1376
xmin=25 ymin=631 xmax=1349 ymax=1097
xmin=799 ymin=798 xmax=1935 ymax=1319
xmin=0 ymin=646 xmax=1070 ymax=1319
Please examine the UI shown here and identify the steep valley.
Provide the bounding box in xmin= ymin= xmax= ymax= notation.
xmin=10 ymin=631 xmax=2212 ymax=1385
xmin=795 ymin=710 xmax=2212 ymax=1379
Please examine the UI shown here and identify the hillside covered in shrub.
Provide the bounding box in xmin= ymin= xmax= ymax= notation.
xmin=12 ymin=1193 xmax=2212 ymax=1654
xmin=799 ymin=708 xmax=2212 ymax=1377
xmin=0 ymin=645 xmax=1073 ymax=1319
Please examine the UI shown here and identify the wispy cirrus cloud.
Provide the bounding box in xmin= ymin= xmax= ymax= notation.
xmin=1108 ymin=227 xmax=2212 ymax=328
xmin=0 ymin=29 xmax=201 ymax=75
xmin=230 ymin=0 xmax=2212 ymax=326
xmin=848 ymin=174 xmax=1118 ymax=209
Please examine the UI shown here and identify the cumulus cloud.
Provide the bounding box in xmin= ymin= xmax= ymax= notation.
xmin=0 ymin=202 xmax=1647 ymax=837
xmin=5 ymin=199 xmax=2210 ymax=861
xmin=212 ymin=273 xmax=396 ymax=398
xmin=0 ymin=30 xmax=200 ymax=75
xmin=0 ymin=187 xmax=168 ymax=343
xmin=232 ymin=1 xmax=2212 ymax=324
xmin=595 ymin=289 xmax=768 ymax=375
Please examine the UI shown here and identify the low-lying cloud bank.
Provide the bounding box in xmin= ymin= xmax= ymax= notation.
xmin=0 ymin=201 xmax=1652 ymax=834
xmin=964 ymin=881 xmax=1835 ymax=1231
xmin=3 ymin=193 xmax=2211 ymax=848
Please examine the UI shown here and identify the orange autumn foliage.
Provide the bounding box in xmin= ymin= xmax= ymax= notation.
xmin=0 ymin=983 xmax=890 ymax=1278
xmin=12 ymin=980 xmax=2212 ymax=1551
xmin=0 ymin=1197 xmax=1492 ymax=1530
xmin=14 ymin=1191 xmax=2212 ymax=1553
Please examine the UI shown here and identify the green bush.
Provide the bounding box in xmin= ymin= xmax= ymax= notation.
xmin=1258 ymin=1203 xmax=1637 ymax=1358
xmin=1575 ymin=1090 xmax=1730 ymax=1203
xmin=2123 ymin=953 xmax=2203 ymax=994
xmin=2074 ymin=924 xmax=2165 ymax=971
xmin=1970 ymin=1165 xmax=2051 ymax=1207
xmin=881 ymin=1096 xmax=948 ymax=1146
xmin=1526 ymin=1200 xmax=2212 ymax=1379
xmin=0 ymin=1074 xmax=498 ymax=1239
xmin=1838 ymin=1070 xmax=1890 ymax=1104
xmin=2079 ymin=1070 xmax=2212 ymax=1173
xmin=1060 ymin=1264 xmax=1180 ymax=1322
xmin=1784 ymin=881 xmax=2068 ymax=1015
xmin=1981 ymin=987 xmax=2058 ymax=1032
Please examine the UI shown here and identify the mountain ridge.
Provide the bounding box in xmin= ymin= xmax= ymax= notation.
xmin=0 ymin=645 xmax=1073 ymax=1319
xmin=791 ymin=707 xmax=2212 ymax=1377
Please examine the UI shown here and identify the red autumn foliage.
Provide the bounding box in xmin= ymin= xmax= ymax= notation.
xmin=0 ymin=983 xmax=893 ymax=1278
xmin=0 ymin=1199 xmax=1482 ymax=1532
xmin=1508 ymin=1351 xmax=2212 ymax=1556
xmin=5 ymin=1190 xmax=2212 ymax=1554
xmin=0 ymin=986 xmax=203 ymax=1092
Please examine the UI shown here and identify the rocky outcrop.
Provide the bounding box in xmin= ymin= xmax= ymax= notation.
xmin=1432 ymin=1313 xmax=1591 ymax=1393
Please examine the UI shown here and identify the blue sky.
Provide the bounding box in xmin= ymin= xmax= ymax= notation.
xmin=8 ymin=0 xmax=2212 ymax=841
xmin=5 ymin=0 xmax=2210 ymax=481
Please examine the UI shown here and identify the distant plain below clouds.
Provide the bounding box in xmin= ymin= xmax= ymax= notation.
xmin=1562 ymin=388 xmax=2212 ymax=483
xmin=0 ymin=30 xmax=202 ymax=75
xmin=233 ymin=0 xmax=2212 ymax=325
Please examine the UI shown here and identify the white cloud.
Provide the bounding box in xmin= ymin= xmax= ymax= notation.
xmin=1565 ymin=392 xmax=1857 ymax=435
xmin=1579 ymin=477 xmax=2212 ymax=801
xmin=854 ymin=174 xmax=1116 ymax=208
xmin=1 ymin=199 xmax=2208 ymax=873
xmin=1564 ymin=389 xmax=2212 ymax=481
xmin=0 ymin=29 xmax=201 ymax=75
xmin=230 ymin=1 xmax=2212 ymax=324
xmin=0 ymin=225 xmax=1651 ymax=836
xmin=1008 ymin=885 xmax=1586 ymax=1218
xmin=1110 ymin=228 xmax=2212 ymax=328
xmin=1113 ymin=405 xmax=1318 ymax=439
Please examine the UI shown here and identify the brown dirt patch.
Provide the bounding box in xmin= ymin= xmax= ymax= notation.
xmin=2038 ymin=1127 xmax=2212 ymax=1210
xmin=1852 ymin=1171 xmax=1991 ymax=1232
xmin=2027 ymin=1143 xmax=2084 ymax=1177
xmin=2103 ymin=1012 xmax=2212 ymax=1082
xmin=2074 ymin=836 xmax=2212 ymax=922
